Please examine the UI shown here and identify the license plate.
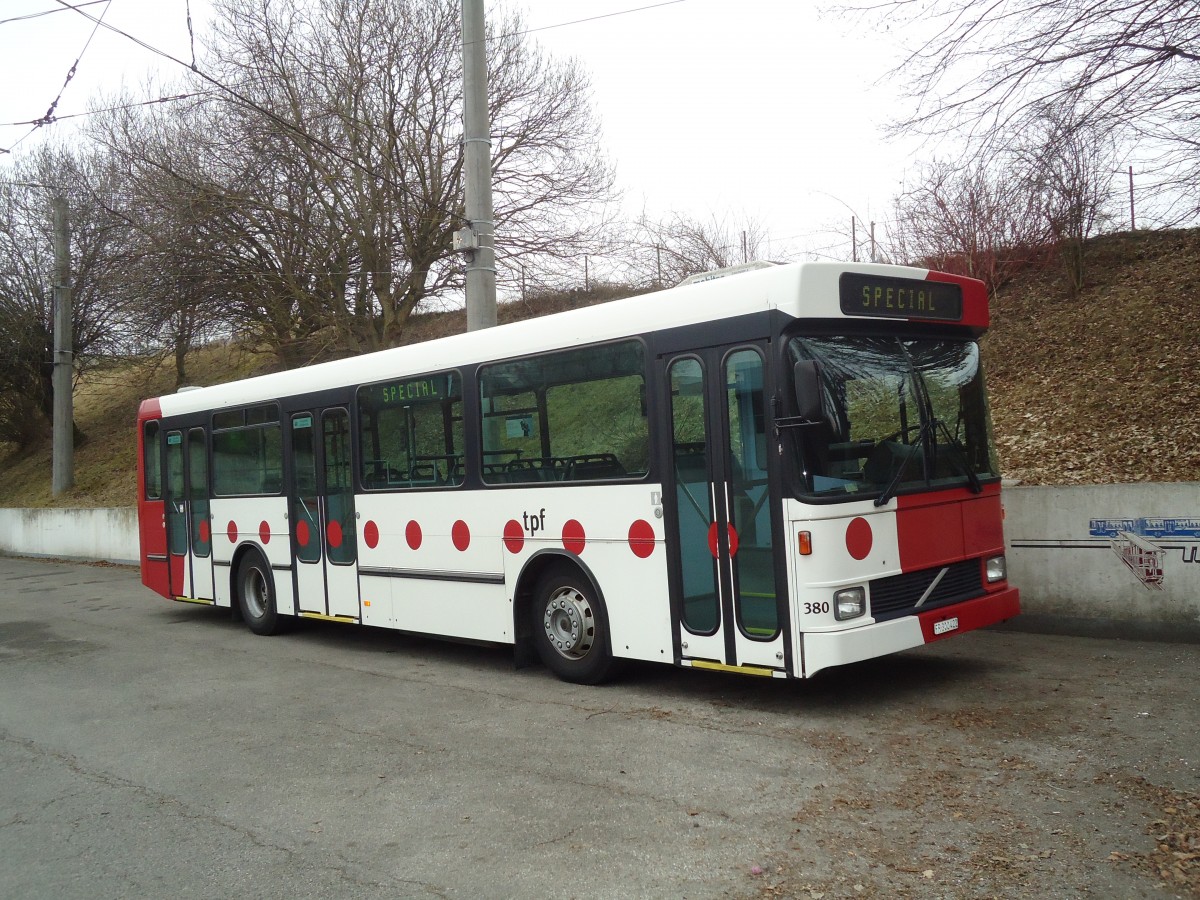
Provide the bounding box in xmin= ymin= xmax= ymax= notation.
xmin=933 ymin=617 xmax=959 ymax=635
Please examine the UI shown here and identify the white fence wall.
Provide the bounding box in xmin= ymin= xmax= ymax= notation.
xmin=0 ymin=507 xmax=139 ymax=565
xmin=2 ymin=486 xmax=1198 ymax=640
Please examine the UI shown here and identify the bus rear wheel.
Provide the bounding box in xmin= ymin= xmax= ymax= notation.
xmin=236 ymin=552 xmax=285 ymax=636
xmin=532 ymin=569 xmax=617 ymax=684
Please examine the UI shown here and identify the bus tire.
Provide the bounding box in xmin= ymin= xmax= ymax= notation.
xmin=236 ymin=552 xmax=284 ymax=636
xmin=532 ymin=568 xmax=617 ymax=684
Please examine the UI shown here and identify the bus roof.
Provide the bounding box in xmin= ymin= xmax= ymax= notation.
xmin=149 ymin=261 xmax=986 ymax=419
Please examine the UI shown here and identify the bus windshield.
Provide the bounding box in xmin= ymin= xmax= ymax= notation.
xmin=787 ymin=335 xmax=999 ymax=502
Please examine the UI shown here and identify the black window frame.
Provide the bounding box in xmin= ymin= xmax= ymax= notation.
xmin=210 ymin=402 xmax=284 ymax=498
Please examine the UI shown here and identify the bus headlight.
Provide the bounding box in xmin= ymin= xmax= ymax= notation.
xmin=985 ymin=555 xmax=1007 ymax=583
xmin=834 ymin=587 xmax=866 ymax=620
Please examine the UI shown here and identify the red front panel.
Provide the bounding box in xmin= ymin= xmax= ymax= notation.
xmin=918 ymin=588 xmax=1020 ymax=643
xmin=925 ymin=270 xmax=989 ymax=331
xmin=896 ymin=483 xmax=1005 ymax=572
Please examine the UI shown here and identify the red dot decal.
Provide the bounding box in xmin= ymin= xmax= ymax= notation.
xmin=562 ymin=519 xmax=586 ymax=555
xmin=327 ymin=520 xmax=343 ymax=549
xmin=846 ymin=516 xmax=873 ymax=560
xmin=406 ymin=520 xmax=422 ymax=550
xmin=364 ymin=520 xmax=379 ymax=549
xmin=199 ymin=520 xmax=210 ymax=543
xmin=503 ymin=519 xmax=525 ymax=554
xmin=707 ymin=523 xmax=739 ymax=558
xmin=452 ymin=520 xmax=471 ymax=552
xmin=226 ymin=520 xmax=238 ymax=543
xmin=297 ymin=520 xmax=310 ymax=547
xmin=259 ymin=520 xmax=271 ymax=545
xmin=628 ymin=520 xmax=655 ymax=558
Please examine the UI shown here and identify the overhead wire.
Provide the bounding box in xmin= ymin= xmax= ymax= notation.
xmin=0 ymin=0 xmax=108 ymax=27
xmin=499 ymin=1 xmax=687 ymax=40
xmin=29 ymin=0 xmax=470 ymax=227
xmin=2 ymin=0 xmax=113 ymax=154
xmin=0 ymin=91 xmax=215 ymax=127
xmin=21 ymin=0 xmax=694 ymax=228
xmin=4 ymin=0 xmax=699 ymax=274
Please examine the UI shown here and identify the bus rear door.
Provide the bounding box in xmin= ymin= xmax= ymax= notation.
xmin=662 ymin=346 xmax=788 ymax=673
xmin=163 ymin=426 xmax=215 ymax=601
xmin=289 ymin=409 xmax=360 ymax=621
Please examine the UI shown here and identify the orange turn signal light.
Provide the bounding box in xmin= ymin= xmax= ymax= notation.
xmin=798 ymin=531 xmax=812 ymax=556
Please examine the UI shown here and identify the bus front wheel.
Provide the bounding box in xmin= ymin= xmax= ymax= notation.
xmin=236 ymin=552 xmax=285 ymax=636
xmin=532 ymin=569 xmax=617 ymax=684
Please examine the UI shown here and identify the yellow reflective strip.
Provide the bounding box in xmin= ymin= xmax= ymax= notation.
xmin=174 ymin=596 xmax=215 ymax=606
xmin=298 ymin=612 xmax=358 ymax=623
xmin=686 ymin=659 xmax=776 ymax=677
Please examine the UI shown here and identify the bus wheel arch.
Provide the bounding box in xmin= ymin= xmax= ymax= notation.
xmin=232 ymin=545 xmax=287 ymax=636
xmin=515 ymin=552 xmax=620 ymax=684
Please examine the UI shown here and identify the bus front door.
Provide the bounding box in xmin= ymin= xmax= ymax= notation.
xmin=163 ymin=426 xmax=214 ymax=601
xmin=663 ymin=347 xmax=786 ymax=672
xmin=290 ymin=409 xmax=360 ymax=621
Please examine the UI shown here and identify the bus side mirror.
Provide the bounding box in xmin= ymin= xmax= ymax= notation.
xmin=793 ymin=360 xmax=823 ymax=422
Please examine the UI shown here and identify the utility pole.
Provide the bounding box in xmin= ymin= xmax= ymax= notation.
xmin=1128 ymin=166 xmax=1136 ymax=231
xmin=52 ymin=195 xmax=74 ymax=495
xmin=460 ymin=0 xmax=496 ymax=331
xmin=851 ymin=217 xmax=858 ymax=263
xmin=870 ymin=221 xmax=876 ymax=263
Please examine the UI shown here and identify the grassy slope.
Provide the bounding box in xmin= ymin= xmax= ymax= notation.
xmin=0 ymin=344 xmax=273 ymax=508
xmin=984 ymin=228 xmax=1200 ymax=484
xmin=1 ymin=232 xmax=1195 ymax=509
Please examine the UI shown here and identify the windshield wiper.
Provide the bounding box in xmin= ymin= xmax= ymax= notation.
xmin=874 ymin=416 xmax=934 ymax=507
xmin=932 ymin=416 xmax=983 ymax=494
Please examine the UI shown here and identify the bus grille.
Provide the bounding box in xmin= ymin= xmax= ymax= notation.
xmin=868 ymin=560 xmax=983 ymax=621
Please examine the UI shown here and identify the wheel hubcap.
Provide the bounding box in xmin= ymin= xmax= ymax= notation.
xmin=243 ymin=567 xmax=267 ymax=619
xmin=542 ymin=586 xmax=595 ymax=660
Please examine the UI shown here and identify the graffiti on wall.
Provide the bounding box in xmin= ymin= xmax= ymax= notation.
xmin=1088 ymin=518 xmax=1200 ymax=589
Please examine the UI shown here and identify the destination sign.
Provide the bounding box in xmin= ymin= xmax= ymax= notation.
xmin=839 ymin=273 xmax=963 ymax=322
xmin=372 ymin=375 xmax=450 ymax=407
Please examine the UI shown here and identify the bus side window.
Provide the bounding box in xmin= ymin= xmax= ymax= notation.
xmin=356 ymin=371 xmax=464 ymax=490
xmin=212 ymin=404 xmax=283 ymax=496
xmin=479 ymin=340 xmax=648 ymax=484
xmin=144 ymin=420 xmax=162 ymax=500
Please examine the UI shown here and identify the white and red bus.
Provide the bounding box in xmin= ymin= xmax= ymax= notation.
xmin=136 ymin=261 xmax=1019 ymax=683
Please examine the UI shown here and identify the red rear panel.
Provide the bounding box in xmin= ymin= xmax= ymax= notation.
xmin=137 ymin=397 xmax=171 ymax=598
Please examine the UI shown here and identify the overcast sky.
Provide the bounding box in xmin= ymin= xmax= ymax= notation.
xmin=0 ymin=0 xmax=920 ymax=265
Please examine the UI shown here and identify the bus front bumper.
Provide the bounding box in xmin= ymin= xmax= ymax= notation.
xmin=801 ymin=587 xmax=1021 ymax=677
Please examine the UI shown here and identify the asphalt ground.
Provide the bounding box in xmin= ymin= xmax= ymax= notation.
xmin=0 ymin=555 xmax=1197 ymax=899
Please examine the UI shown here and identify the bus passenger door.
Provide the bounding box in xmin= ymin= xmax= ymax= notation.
xmin=163 ymin=427 xmax=214 ymax=601
xmin=290 ymin=409 xmax=360 ymax=620
xmin=662 ymin=347 xmax=786 ymax=672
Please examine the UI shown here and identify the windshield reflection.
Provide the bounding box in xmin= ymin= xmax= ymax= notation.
xmin=787 ymin=336 xmax=999 ymax=501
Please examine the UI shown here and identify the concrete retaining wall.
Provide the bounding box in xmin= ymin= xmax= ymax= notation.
xmin=2 ymin=485 xmax=1198 ymax=640
xmin=1003 ymin=483 xmax=1200 ymax=641
xmin=0 ymin=507 xmax=139 ymax=566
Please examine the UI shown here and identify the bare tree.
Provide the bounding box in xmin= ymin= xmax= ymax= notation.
xmin=625 ymin=212 xmax=774 ymax=288
xmin=1014 ymin=102 xmax=1118 ymax=296
xmin=883 ymin=158 xmax=1050 ymax=291
xmin=92 ymin=0 xmax=616 ymax=367
xmin=0 ymin=144 xmax=135 ymax=448
xmin=845 ymin=0 xmax=1200 ymax=220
